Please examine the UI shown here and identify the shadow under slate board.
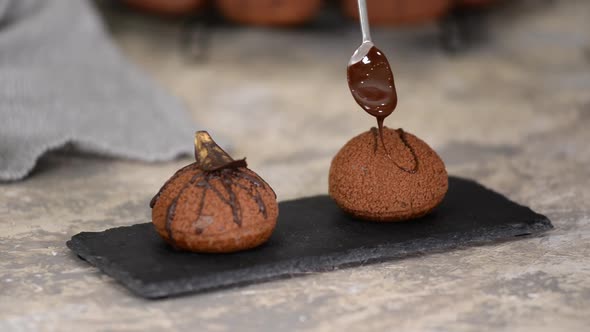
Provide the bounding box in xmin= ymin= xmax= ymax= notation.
xmin=67 ymin=177 xmax=552 ymax=299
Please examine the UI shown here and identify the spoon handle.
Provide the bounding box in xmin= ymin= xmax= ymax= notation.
xmin=357 ymin=0 xmax=372 ymax=43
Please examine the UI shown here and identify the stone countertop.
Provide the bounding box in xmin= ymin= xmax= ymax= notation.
xmin=1 ymin=1 xmax=589 ymax=331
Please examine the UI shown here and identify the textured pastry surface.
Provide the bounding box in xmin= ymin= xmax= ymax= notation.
xmin=329 ymin=127 xmax=448 ymax=221
xmin=152 ymin=166 xmax=278 ymax=253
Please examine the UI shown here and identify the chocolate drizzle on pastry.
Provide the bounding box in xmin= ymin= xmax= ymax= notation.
xmin=150 ymin=131 xmax=275 ymax=245
xmin=370 ymin=127 xmax=419 ymax=174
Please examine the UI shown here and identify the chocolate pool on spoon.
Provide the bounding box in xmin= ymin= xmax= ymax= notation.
xmin=346 ymin=5 xmax=397 ymax=145
xmin=330 ymin=0 xmax=449 ymax=221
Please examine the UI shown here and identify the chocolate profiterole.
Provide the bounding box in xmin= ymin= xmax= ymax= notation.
xmin=150 ymin=131 xmax=278 ymax=253
xmin=329 ymin=42 xmax=448 ymax=221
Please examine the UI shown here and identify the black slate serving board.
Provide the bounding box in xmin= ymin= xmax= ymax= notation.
xmin=67 ymin=177 xmax=552 ymax=299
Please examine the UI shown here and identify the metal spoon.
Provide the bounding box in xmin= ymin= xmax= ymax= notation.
xmin=347 ymin=0 xmax=399 ymax=152
xmin=348 ymin=0 xmax=374 ymax=65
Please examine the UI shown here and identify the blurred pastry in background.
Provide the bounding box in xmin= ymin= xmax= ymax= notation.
xmin=216 ymin=0 xmax=323 ymax=26
xmin=123 ymin=0 xmax=205 ymax=16
xmin=459 ymin=0 xmax=498 ymax=7
xmin=342 ymin=0 xmax=452 ymax=26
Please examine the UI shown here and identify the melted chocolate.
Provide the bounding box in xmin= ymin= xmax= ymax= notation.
xmin=347 ymin=46 xmax=397 ymax=123
xmin=371 ymin=127 xmax=419 ymax=174
xmin=348 ymin=45 xmax=419 ymax=174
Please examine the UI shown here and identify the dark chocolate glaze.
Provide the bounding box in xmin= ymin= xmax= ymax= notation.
xmin=371 ymin=127 xmax=419 ymax=174
xmin=347 ymin=46 xmax=397 ymax=125
xmin=151 ymin=164 xmax=272 ymax=245
xmin=395 ymin=129 xmax=419 ymax=174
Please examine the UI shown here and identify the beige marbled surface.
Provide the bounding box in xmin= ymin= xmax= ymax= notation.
xmin=1 ymin=1 xmax=589 ymax=331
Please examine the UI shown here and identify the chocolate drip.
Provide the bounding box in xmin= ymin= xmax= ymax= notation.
xmin=222 ymin=176 xmax=242 ymax=226
xmin=394 ymin=129 xmax=419 ymax=174
xmin=347 ymin=45 xmax=398 ymax=145
xmin=377 ymin=116 xmax=387 ymax=153
xmin=165 ymin=172 xmax=206 ymax=241
xmin=234 ymin=170 xmax=277 ymax=198
xmin=193 ymin=189 xmax=208 ymax=234
xmin=233 ymin=181 xmax=267 ymax=219
xmin=164 ymin=168 xmax=271 ymax=245
xmin=206 ymin=174 xmax=242 ymax=225
xmin=371 ymin=127 xmax=419 ymax=174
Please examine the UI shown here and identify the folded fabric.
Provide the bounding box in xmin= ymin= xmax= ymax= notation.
xmin=0 ymin=0 xmax=196 ymax=181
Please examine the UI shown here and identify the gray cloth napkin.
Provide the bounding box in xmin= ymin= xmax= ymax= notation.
xmin=0 ymin=0 xmax=196 ymax=181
